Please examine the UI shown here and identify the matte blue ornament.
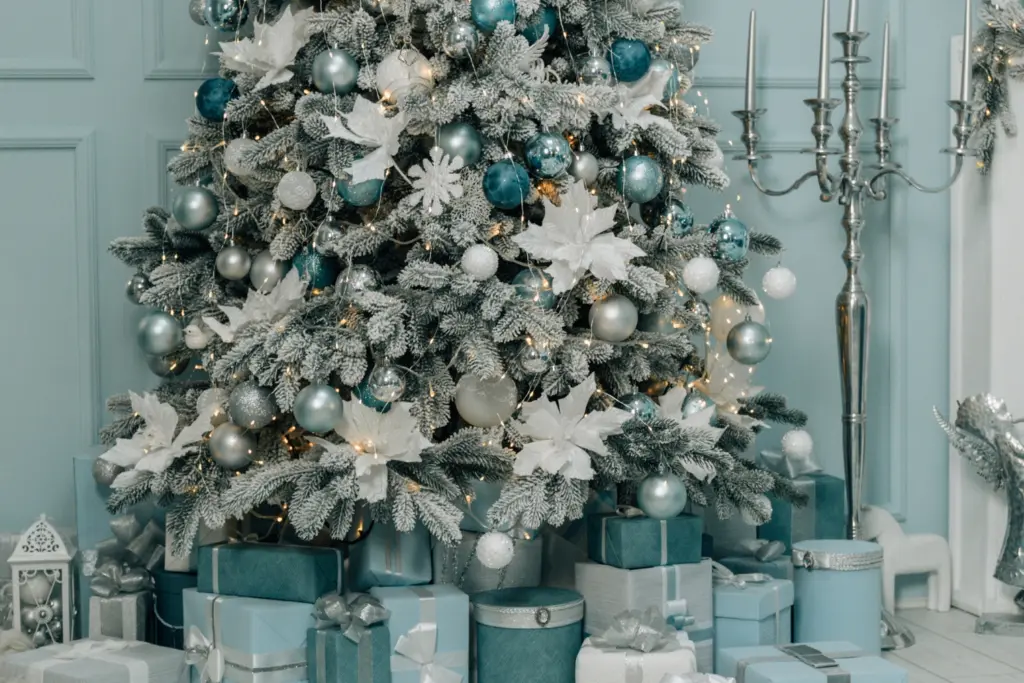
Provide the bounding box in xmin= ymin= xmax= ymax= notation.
xmin=709 ymin=216 xmax=750 ymax=261
xmin=471 ymin=0 xmax=516 ymax=32
xmin=483 ymin=160 xmax=531 ymax=210
xmin=617 ymin=156 xmax=664 ymax=204
xmin=522 ymin=5 xmax=558 ymax=44
xmin=196 ymin=78 xmax=238 ymax=121
xmin=620 ymin=393 xmax=658 ymax=421
xmin=607 ymin=38 xmax=652 ymax=83
xmin=438 ymin=122 xmax=483 ymax=167
xmin=524 ymin=132 xmax=572 ymax=179
xmin=291 ymin=246 xmax=339 ymax=290
xmin=337 ymin=176 xmax=385 ymax=207
xmin=354 ymin=379 xmax=392 ymax=413
xmin=648 ymin=58 xmax=680 ymax=101
xmin=512 ymin=268 xmax=556 ymax=309
xmin=204 ymin=0 xmax=250 ymax=31
xmin=642 ymin=197 xmax=695 ymax=236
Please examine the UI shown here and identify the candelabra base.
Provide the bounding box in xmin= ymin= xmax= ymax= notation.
xmin=975 ymin=613 xmax=1024 ymax=637
xmin=881 ymin=609 xmax=916 ymax=650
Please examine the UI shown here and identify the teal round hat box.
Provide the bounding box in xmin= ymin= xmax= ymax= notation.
xmin=792 ymin=539 xmax=884 ymax=654
xmin=472 ymin=587 xmax=584 ymax=683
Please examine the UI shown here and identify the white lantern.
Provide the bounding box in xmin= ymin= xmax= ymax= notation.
xmin=8 ymin=515 xmax=76 ymax=645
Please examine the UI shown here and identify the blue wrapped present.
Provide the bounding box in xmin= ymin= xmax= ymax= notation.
xmin=757 ymin=474 xmax=845 ymax=552
xmin=182 ymin=588 xmax=313 ymax=683
xmin=702 ymin=533 xmax=714 ymax=559
xmin=198 ymin=543 xmax=343 ymax=603
xmin=717 ymin=642 xmax=908 ymax=683
xmin=370 ymin=585 xmax=469 ymax=683
xmin=587 ymin=512 xmax=702 ymax=569
xmin=153 ymin=568 xmax=196 ymax=649
xmin=349 ymin=522 xmax=432 ymax=591
xmin=718 ymin=555 xmax=793 ymax=581
xmin=456 ymin=480 xmax=540 ymax=535
xmin=542 ymin=489 xmax=617 ymax=589
xmin=307 ymin=594 xmax=392 ymax=683
xmin=714 ymin=579 xmax=793 ymax=672
xmin=685 ymin=623 xmax=715 ymax=674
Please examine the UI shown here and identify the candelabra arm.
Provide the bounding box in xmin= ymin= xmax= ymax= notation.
xmin=868 ymin=153 xmax=966 ymax=195
xmin=748 ymin=164 xmax=820 ymax=197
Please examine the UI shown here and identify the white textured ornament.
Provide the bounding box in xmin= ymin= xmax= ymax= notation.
xmin=781 ymin=429 xmax=814 ymax=459
xmin=681 ymin=256 xmax=720 ymax=294
xmin=277 ymin=171 xmax=318 ymax=210
xmin=377 ymin=48 xmax=434 ymax=104
xmin=476 ymin=531 xmax=515 ymax=569
xmin=762 ymin=266 xmax=797 ymax=300
xmin=184 ymin=318 xmax=214 ymax=350
xmin=224 ymin=138 xmax=257 ymax=177
xmin=408 ymin=146 xmax=464 ymax=216
xmin=461 ymin=244 xmax=499 ymax=281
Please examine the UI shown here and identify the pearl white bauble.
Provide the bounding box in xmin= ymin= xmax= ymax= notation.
xmin=681 ymin=256 xmax=720 ymax=294
xmin=781 ymin=429 xmax=814 ymax=459
xmin=184 ymin=318 xmax=214 ymax=350
xmin=455 ymin=374 xmax=518 ymax=427
xmin=224 ymin=138 xmax=257 ymax=177
xmin=709 ymin=294 xmax=765 ymax=342
xmin=277 ymin=171 xmax=318 ymax=211
xmin=461 ymin=244 xmax=499 ymax=281
xmin=476 ymin=531 xmax=515 ymax=569
xmin=762 ymin=266 xmax=797 ymax=300
xmin=377 ymin=49 xmax=434 ymax=104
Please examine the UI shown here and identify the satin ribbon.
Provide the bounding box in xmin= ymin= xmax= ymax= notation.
xmin=733 ymin=644 xmax=866 ymax=683
xmin=601 ymin=506 xmax=670 ymax=565
xmin=27 ymin=639 xmax=149 ymax=683
xmin=83 ymin=515 xmax=163 ymax=599
xmin=392 ymin=587 xmax=463 ymax=683
xmin=591 ymin=608 xmax=681 ymax=654
xmin=657 ymin=566 xmax=693 ymax=629
xmin=712 ymin=562 xmax=785 ymax=645
xmin=186 ymin=624 xmax=226 ymax=683
xmin=313 ymin=592 xmax=390 ymax=643
xmin=730 ymin=539 xmax=787 ymax=564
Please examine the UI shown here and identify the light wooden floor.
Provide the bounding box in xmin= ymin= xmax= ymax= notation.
xmin=886 ymin=609 xmax=1024 ymax=682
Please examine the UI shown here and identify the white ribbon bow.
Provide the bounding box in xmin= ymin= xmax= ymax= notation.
xmin=185 ymin=625 xmax=226 ymax=683
xmin=394 ymin=623 xmax=463 ymax=683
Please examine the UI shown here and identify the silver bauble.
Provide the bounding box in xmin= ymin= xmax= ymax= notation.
xmin=455 ymin=374 xmax=518 ymax=427
xmin=31 ymin=627 xmax=50 ymax=647
xmin=228 ymin=382 xmax=277 ymax=429
xmin=249 ymin=250 xmax=288 ymax=293
xmin=314 ymin=219 xmax=345 ymax=254
xmin=224 ymin=137 xmax=257 ymax=177
xmin=19 ymin=573 xmax=53 ymax=605
xmin=216 ymin=245 xmax=252 ymax=281
xmin=438 ymin=122 xmax=483 ymax=167
xmin=138 ymin=311 xmax=183 ymax=356
xmin=638 ymin=310 xmax=679 ymax=335
xmin=521 ymin=342 xmax=551 ymax=375
xmin=277 ymin=171 xmax=318 ymax=211
xmin=92 ymin=458 xmax=124 ymax=487
xmin=461 ymin=244 xmax=499 ymax=281
xmin=367 ymin=365 xmax=406 ymax=403
xmin=377 ymin=48 xmax=434 ymax=104
xmin=569 ymin=151 xmax=600 ymax=185
xmin=360 ymin=0 xmax=394 ymax=15
xmin=312 ymin=49 xmax=360 ymax=95
xmin=579 ymin=55 xmax=612 ymax=84
xmin=21 ymin=606 xmax=40 ymax=631
xmin=336 ymin=265 xmax=381 ymax=296
xmin=209 ymin=423 xmax=255 ymax=469
xmin=189 ymin=0 xmax=208 ymax=25
xmin=293 ymin=384 xmax=345 ymax=433
xmin=125 ymin=273 xmax=150 ymax=305
xmin=588 ymin=295 xmax=639 ymax=342
xmin=726 ymin=319 xmax=772 ymax=365
xmin=680 ymin=389 xmax=712 ymax=418
xmin=147 ymin=354 xmax=189 ymax=378
xmin=172 ymin=186 xmax=219 ymax=231
xmin=443 ymin=21 xmax=481 ymax=60
xmin=637 ymin=472 xmax=688 ymax=519
xmin=47 ymin=619 xmax=63 ymax=643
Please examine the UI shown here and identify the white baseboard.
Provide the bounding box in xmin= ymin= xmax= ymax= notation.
xmin=895 ymin=596 xmax=929 ymax=610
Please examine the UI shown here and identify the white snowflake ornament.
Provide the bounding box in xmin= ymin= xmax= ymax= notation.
xmin=408 ymin=147 xmax=464 ymax=216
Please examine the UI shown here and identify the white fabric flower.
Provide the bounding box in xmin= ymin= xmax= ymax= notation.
xmin=658 ymin=386 xmax=726 ymax=482
xmin=513 ymin=374 xmax=633 ymax=480
xmin=203 ymin=269 xmax=307 ymax=343
xmin=607 ymin=68 xmax=675 ymax=131
xmin=407 ymin=147 xmax=464 ymax=216
xmin=320 ymin=97 xmax=409 ymax=183
xmin=217 ymin=6 xmax=313 ymax=90
xmin=691 ymin=342 xmax=766 ymax=429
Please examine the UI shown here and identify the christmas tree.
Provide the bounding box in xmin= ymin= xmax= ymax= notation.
xmin=100 ymin=0 xmax=807 ymax=557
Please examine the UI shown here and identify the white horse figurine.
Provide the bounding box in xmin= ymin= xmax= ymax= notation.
xmin=859 ymin=505 xmax=952 ymax=613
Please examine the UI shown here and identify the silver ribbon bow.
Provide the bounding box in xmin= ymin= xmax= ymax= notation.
xmin=83 ymin=515 xmax=164 ymax=598
xmin=185 ymin=624 xmax=226 ymax=683
xmin=394 ymin=623 xmax=463 ymax=683
xmin=756 ymin=450 xmax=821 ymax=479
xmin=711 ymin=562 xmax=772 ymax=587
xmin=591 ymin=608 xmax=681 ymax=654
xmin=314 ymin=592 xmax=390 ymax=644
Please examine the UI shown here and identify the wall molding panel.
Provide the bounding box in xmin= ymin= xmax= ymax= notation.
xmin=0 ymin=0 xmax=95 ymax=79
xmin=142 ymin=0 xmax=219 ymax=80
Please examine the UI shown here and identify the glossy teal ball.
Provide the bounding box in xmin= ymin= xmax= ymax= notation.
xmin=337 ymin=176 xmax=385 ymax=207
xmin=617 ymin=156 xmax=664 ymax=204
xmin=291 ymin=246 xmax=339 ymax=290
xmin=293 ymin=384 xmax=344 ymax=433
xmin=204 ymin=0 xmax=249 ymax=31
xmin=637 ymin=472 xmax=688 ymax=519
xmin=709 ymin=216 xmax=750 ymax=261
xmin=648 ymin=58 xmax=681 ymax=101
xmin=607 ymin=38 xmax=652 ymax=83
xmin=522 ymin=5 xmax=558 ymax=44
xmin=642 ymin=197 xmax=695 ymax=236
xmin=512 ymin=268 xmax=555 ymax=309
xmin=471 ymin=0 xmax=516 ymax=32
xmin=196 ymin=78 xmax=238 ymax=121
xmin=354 ymin=379 xmax=392 ymax=413
xmin=483 ymin=160 xmax=531 ymax=210
xmin=524 ymin=132 xmax=572 ymax=179
xmin=312 ymin=49 xmax=359 ymax=95
xmin=438 ymin=122 xmax=483 ymax=167
xmin=621 ymin=393 xmax=658 ymax=421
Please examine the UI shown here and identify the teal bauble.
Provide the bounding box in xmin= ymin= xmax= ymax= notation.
xmin=438 ymin=122 xmax=483 ymax=167
xmin=205 ymin=0 xmax=249 ymax=31
xmin=642 ymin=197 xmax=695 ymax=236
xmin=354 ymin=379 xmax=392 ymax=413
xmin=196 ymin=78 xmax=238 ymax=121
xmin=617 ymin=156 xmax=664 ymax=204
xmin=138 ymin=311 xmax=183 ymax=356
xmin=522 ymin=5 xmax=558 ymax=44
xmin=637 ymin=472 xmax=688 ymax=519
xmin=524 ymin=132 xmax=572 ymax=179
xmin=337 ymin=176 xmax=385 ymax=207
xmin=621 ymin=393 xmax=658 ymax=421
xmin=173 ymin=187 xmax=219 ymax=231
xmin=607 ymin=38 xmax=652 ymax=83
xmin=512 ymin=268 xmax=555 ymax=309
xmin=291 ymin=246 xmax=339 ymax=290
xmin=312 ymin=49 xmax=359 ymax=95
xmin=648 ymin=58 xmax=681 ymax=101
xmin=293 ymin=384 xmax=344 ymax=433
xmin=471 ymin=0 xmax=516 ymax=32
xmin=483 ymin=160 xmax=531 ymax=210
xmin=726 ymin=319 xmax=772 ymax=365
xmin=709 ymin=216 xmax=750 ymax=261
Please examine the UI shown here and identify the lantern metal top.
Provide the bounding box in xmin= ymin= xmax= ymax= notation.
xmin=8 ymin=515 xmax=75 ymax=565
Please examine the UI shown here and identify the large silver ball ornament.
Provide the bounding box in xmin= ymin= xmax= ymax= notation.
xmin=172 ymin=187 xmax=219 ymax=231
xmin=209 ymin=423 xmax=255 ymax=469
xmin=726 ymin=319 xmax=773 ymax=365
xmin=454 ymin=374 xmax=518 ymax=427
xmin=125 ymin=273 xmax=150 ymax=305
xmin=19 ymin=573 xmax=54 ymax=605
xmin=521 ymin=341 xmax=551 ymax=375
xmin=569 ymin=152 xmax=600 ymax=186
xmin=314 ymin=219 xmax=344 ymax=254
xmin=578 ymin=54 xmax=613 ymax=84
xmin=249 ymin=250 xmax=287 ymax=293
xmin=443 ymin=21 xmax=481 ymax=60
xmin=588 ymin=295 xmax=639 ymax=342
xmin=637 ymin=472 xmax=688 ymax=519
xmin=216 ymin=245 xmax=252 ymax=281
xmin=224 ymin=138 xmax=257 ymax=177
xmin=228 ymin=382 xmax=277 ymax=429
xmin=138 ymin=311 xmax=184 ymax=356
xmin=147 ymin=354 xmax=189 ymax=378
xmin=312 ymin=49 xmax=360 ymax=95
xmin=366 ymin=365 xmax=406 ymax=403
xmin=438 ymin=122 xmax=483 ymax=167
xmin=293 ymin=384 xmax=345 ymax=433
xmin=277 ymin=171 xmax=318 ymax=211
xmin=92 ymin=458 xmax=124 ymax=487
xmin=189 ymin=0 xmax=208 ymax=25
xmin=336 ymin=265 xmax=381 ymax=296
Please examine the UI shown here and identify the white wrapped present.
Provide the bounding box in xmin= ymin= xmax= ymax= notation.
xmin=0 ymin=638 xmax=186 ymax=682
xmin=576 ymin=609 xmax=697 ymax=683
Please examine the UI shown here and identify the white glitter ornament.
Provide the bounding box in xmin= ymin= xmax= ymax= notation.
xmin=762 ymin=266 xmax=797 ymax=300
xmin=224 ymin=138 xmax=257 ymax=177
xmin=461 ymin=244 xmax=499 ymax=281
xmin=277 ymin=171 xmax=318 ymax=210
xmin=476 ymin=531 xmax=515 ymax=569
xmin=781 ymin=429 xmax=814 ymax=459
xmin=682 ymin=256 xmax=720 ymax=294
xmin=376 ymin=48 xmax=434 ymax=104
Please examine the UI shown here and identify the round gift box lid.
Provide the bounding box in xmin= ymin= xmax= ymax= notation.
xmin=792 ymin=539 xmax=883 ymax=572
xmin=472 ymin=587 xmax=584 ymax=629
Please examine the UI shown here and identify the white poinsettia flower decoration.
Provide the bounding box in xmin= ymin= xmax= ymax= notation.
xmin=320 ymin=97 xmax=409 ymax=184
xmin=101 ymin=392 xmax=219 ymax=477
xmin=408 ymin=146 xmax=464 ymax=216
xmin=512 ymin=180 xmax=646 ymax=294
xmin=692 ymin=343 xmax=766 ymax=429
xmin=513 ymin=374 xmax=633 ymax=480
xmin=607 ymin=68 xmax=675 ymax=130
xmin=203 ymin=268 xmax=307 ymax=343
xmin=217 ymin=6 xmax=313 ymax=90
xmin=658 ymin=386 xmax=726 ymax=482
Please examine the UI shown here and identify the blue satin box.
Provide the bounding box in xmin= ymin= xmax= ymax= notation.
xmin=587 ymin=512 xmax=703 ymax=569
xmin=758 ymin=474 xmax=845 ymax=552
xmin=307 ymin=624 xmax=391 ymax=683
xmin=198 ymin=543 xmax=343 ymax=603
xmin=182 ymin=588 xmax=314 ymax=683
xmin=718 ymin=555 xmax=794 ymax=581
xmin=714 ymin=580 xmax=794 ymax=672
xmin=349 ymin=523 xmax=432 ymax=591
xmin=718 ymin=642 xmax=908 ymax=683
xmin=369 ymin=585 xmax=469 ymax=683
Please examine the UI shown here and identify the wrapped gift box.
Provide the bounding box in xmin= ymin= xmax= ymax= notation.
xmin=718 ymin=555 xmax=793 ymax=582
xmin=713 ymin=579 xmax=793 ymax=672
xmin=153 ymin=568 xmax=196 ymax=649
xmin=702 ymin=533 xmax=714 ymax=559
xmin=432 ymin=531 xmax=542 ymax=594
xmin=576 ymin=626 xmax=696 ymax=682
xmin=89 ymin=593 xmax=151 ymax=641
xmin=718 ymin=642 xmax=908 ymax=683
xmin=0 ymin=639 xmax=186 ymax=683
xmin=575 ymin=559 xmax=712 ymax=636
xmin=182 ymin=588 xmax=313 ymax=683
xmin=701 ymin=507 xmax=757 ymax=560
xmin=757 ymin=474 xmax=845 ymax=552
xmin=307 ymin=623 xmax=391 ymax=683
xmin=370 ymin=585 xmax=469 ymax=683
xmin=165 ymin=522 xmax=234 ymax=574
xmin=198 ymin=543 xmax=343 ymax=603
xmin=685 ymin=623 xmax=714 ymax=674
xmin=587 ymin=513 xmax=702 ymax=569
xmin=456 ymin=480 xmax=536 ymax=534
xmin=349 ymin=522 xmax=432 ymax=591
xmin=541 ymin=489 xmax=618 ymax=589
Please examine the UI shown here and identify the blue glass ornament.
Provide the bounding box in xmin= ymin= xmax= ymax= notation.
xmin=620 ymin=393 xmax=658 ymax=421
xmin=522 ymin=5 xmax=558 ymax=44
xmin=291 ymin=246 xmax=339 ymax=290
xmin=607 ymin=38 xmax=652 ymax=83
xmin=524 ymin=132 xmax=572 ymax=179
xmin=337 ymin=176 xmax=385 ymax=207
xmin=709 ymin=216 xmax=750 ymax=261
xmin=196 ymin=78 xmax=238 ymax=121
xmin=642 ymin=197 xmax=694 ymax=236
xmin=438 ymin=122 xmax=483 ymax=167
xmin=354 ymin=379 xmax=392 ymax=413
xmin=205 ymin=0 xmax=250 ymax=32
xmin=617 ymin=156 xmax=664 ymax=204
xmin=512 ymin=268 xmax=555 ymax=309
xmin=648 ymin=58 xmax=680 ymax=101
xmin=471 ymin=0 xmax=516 ymax=32
xmin=483 ymin=160 xmax=531 ymax=210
